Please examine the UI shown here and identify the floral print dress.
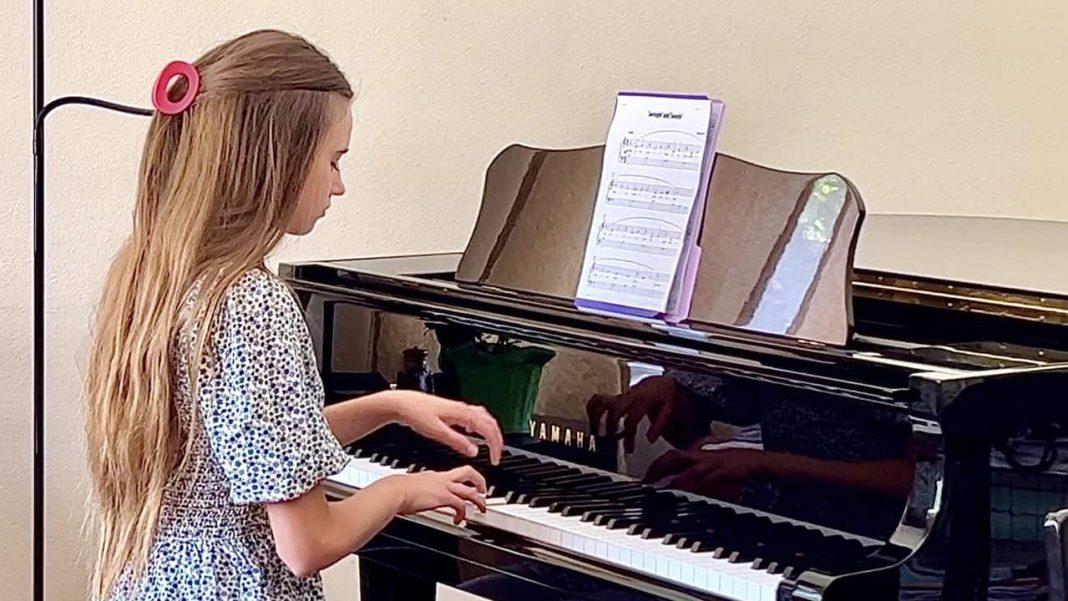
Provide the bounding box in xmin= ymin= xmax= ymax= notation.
xmin=108 ymin=269 xmax=351 ymax=600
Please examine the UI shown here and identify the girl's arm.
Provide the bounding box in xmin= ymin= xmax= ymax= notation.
xmin=266 ymin=466 xmax=486 ymax=578
xmin=324 ymin=390 xmax=504 ymax=463
xmin=322 ymin=392 xmax=400 ymax=446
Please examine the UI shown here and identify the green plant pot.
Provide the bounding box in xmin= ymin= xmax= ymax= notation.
xmin=443 ymin=341 xmax=556 ymax=433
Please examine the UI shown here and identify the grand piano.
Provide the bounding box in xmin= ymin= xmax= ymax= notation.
xmin=280 ymin=145 xmax=1068 ymax=600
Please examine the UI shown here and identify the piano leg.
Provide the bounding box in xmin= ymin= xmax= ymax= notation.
xmin=940 ymin=430 xmax=992 ymax=601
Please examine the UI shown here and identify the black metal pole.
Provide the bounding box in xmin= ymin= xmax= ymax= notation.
xmin=33 ymin=1 xmax=151 ymax=598
xmin=33 ymin=0 xmax=46 ymax=598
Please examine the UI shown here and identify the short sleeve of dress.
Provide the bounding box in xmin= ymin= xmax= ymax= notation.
xmin=203 ymin=272 xmax=351 ymax=505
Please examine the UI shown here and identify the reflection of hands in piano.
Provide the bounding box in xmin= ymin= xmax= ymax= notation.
xmin=646 ymin=446 xmax=917 ymax=502
xmin=586 ymin=376 xmax=705 ymax=452
xmin=643 ymin=448 xmax=768 ymax=502
xmin=390 ymin=391 xmax=504 ymax=465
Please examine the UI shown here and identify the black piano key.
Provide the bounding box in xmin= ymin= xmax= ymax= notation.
xmin=693 ymin=543 xmax=725 ymax=556
xmin=663 ymin=527 xmax=715 ymax=546
xmin=492 ymin=478 xmax=546 ymax=492
xmin=688 ymin=539 xmax=724 ymax=555
xmin=695 ymin=528 xmax=766 ymax=564
xmin=535 ymin=493 xmax=603 ymax=506
xmin=727 ymin=550 xmax=752 ymax=564
xmin=573 ymin=479 xmax=639 ymax=492
xmin=506 ymin=488 xmax=569 ymax=504
xmin=637 ymin=526 xmax=667 ymax=540
xmin=532 ymin=464 xmax=583 ymax=476
xmin=605 ymin=516 xmax=646 ymax=530
xmin=493 ymin=456 xmax=541 ymax=469
xmin=510 ymin=462 xmax=567 ymax=475
xmin=529 ymin=493 xmax=595 ymax=508
xmin=486 ymin=461 xmax=554 ymax=476
xmin=551 ymin=500 xmax=624 ymax=515
xmin=619 ymin=510 xmax=718 ymax=538
xmin=641 ymin=526 xmax=668 ymax=540
xmin=492 ymin=467 xmax=570 ymax=484
xmin=561 ymin=502 xmax=626 ymax=517
xmin=500 ymin=483 xmax=577 ymax=500
xmin=588 ymin=508 xmax=645 ymax=524
xmin=540 ymin=473 xmax=608 ymax=487
xmin=690 ymin=544 xmax=716 ymax=555
xmin=607 ymin=489 xmax=656 ymax=501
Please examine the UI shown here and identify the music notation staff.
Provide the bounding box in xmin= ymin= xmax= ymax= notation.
xmin=619 ymin=137 xmax=703 ymax=172
xmin=596 ymin=220 xmax=683 ymax=256
xmin=587 ymin=261 xmax=671 ymax=299
xmin=606 ymin=177 xmax=693 ymax=215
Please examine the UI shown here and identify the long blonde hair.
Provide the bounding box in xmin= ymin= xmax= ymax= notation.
xmin=83 ymin=29 xmax=352 ymax=599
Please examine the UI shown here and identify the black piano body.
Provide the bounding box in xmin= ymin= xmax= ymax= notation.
xmin=280 ymin=145 xmax=1068 ymax=600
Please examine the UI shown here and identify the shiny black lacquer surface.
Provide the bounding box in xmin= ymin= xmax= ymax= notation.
xmin=281 ymin=250 xmax=1068 ymax=601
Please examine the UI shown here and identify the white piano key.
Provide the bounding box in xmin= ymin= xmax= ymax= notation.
xmin=695 ymin=567 xmax=709 ymax=590
xmin=595 ymin=540 xmax=609 ymax=559
xmin=681 ymin=563 xmax=695 ymax=587
xmin=668 ymin=558 xmax=681 ymax=581
xmin=657 ymin=555 xmax=671 ymax=578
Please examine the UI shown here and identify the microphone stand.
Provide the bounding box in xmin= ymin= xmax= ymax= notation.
xmin=33 ymin=2 xmax=151 ymax=599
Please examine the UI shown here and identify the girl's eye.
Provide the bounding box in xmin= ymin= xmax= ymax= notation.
xmin=330 ymin=161 xmax=339 ymax=171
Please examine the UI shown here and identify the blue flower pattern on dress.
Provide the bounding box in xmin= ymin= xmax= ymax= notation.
xmin=108 ymin=270 xmax=351 ymax=600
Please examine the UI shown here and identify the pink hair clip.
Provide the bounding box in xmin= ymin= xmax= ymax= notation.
xmin=152 ymin=60 xmax=200 ymax=115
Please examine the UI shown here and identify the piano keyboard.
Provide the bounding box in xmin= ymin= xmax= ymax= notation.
xmin=330 ymin=441 xmax=884 ymax=601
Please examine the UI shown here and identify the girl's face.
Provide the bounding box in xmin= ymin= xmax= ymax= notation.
xmin=288 ymin=104 xmax=353 ymax=235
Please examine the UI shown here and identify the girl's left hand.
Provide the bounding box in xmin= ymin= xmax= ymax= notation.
xmin=391 ymin=391 xmax=504 ymax=465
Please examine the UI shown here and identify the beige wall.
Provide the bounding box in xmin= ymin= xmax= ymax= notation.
xmin=2 ymin=1 xmax=1067 ymax=598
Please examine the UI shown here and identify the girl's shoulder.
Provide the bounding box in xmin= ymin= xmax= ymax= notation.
xmin=224 ymin=268 xmax=300 ymax=310
xmin=214 ymin=268 xmax=306 ymax=335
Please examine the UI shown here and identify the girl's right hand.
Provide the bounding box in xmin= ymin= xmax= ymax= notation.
xmin=390 ymin=466 xmax=488 ymax=525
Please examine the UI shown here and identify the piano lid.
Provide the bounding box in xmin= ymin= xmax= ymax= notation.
xmin=856 ymin=214 xmax=1068 ymax=296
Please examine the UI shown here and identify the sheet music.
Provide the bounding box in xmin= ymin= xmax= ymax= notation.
xmin=587 ymin=259 xmax=674 ymax=299
xmin=577 ymin=93 xmax=714 ymax=313
xmin=664 ymin=100 xmax=725 ymax=321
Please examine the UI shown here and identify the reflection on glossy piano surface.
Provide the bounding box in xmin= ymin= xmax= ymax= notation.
xmin=281 ymin=144 xmax=1068 ymax=600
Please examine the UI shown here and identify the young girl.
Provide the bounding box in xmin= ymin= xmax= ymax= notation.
xmin=83 ymin=29 xmax=503 ymax=600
